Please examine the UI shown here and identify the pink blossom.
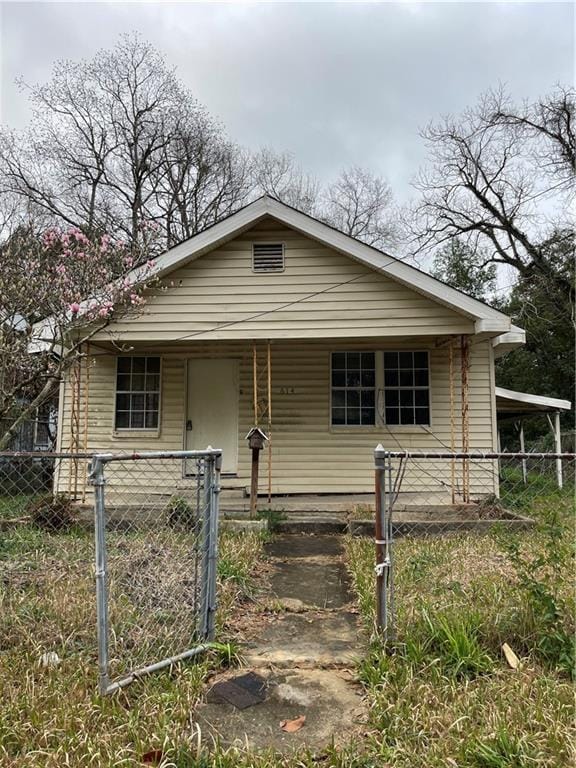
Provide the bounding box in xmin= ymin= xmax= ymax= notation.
xmin=70 ymin=303 xmax=80 ymax=314
xmin=56 ymin=264 xmax=66 ymax=276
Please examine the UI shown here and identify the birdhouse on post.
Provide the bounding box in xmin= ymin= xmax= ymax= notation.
xmin=245 ymin=427 xmax=268 ymax=518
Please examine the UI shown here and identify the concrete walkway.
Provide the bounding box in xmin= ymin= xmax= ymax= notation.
xmin=196 ymin=535 xmax=366 ymax=753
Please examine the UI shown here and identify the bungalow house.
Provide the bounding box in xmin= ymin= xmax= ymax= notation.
xmin=52 ymin=196 xmax=529 ymax=504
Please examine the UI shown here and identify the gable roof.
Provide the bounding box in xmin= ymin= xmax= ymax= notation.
xmin=133 ymin=195 xmax=514 ymax=337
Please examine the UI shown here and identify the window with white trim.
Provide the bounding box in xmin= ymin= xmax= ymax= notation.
xmin=383 ymin=351 xmax=430 ymax=425
xmin=115 ymin=357 xmax=160 ymax=429
xmin=331 ymin=352 xmax=376 ymax=426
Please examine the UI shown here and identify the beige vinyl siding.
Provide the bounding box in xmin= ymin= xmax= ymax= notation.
xmin=92 ymin=219 xmax=475 ymax=342
xmin=56 ymin=338 xmax=497 ymax=500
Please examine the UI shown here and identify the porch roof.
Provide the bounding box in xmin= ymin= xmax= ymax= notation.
xmin=495 ymin=386 xmax=572 ymax=418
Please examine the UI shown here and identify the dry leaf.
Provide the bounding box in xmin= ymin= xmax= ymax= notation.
xmin=141 ymin=749 xmax=164 ymax=764
xmin=502 ymin=642 xmax=520 ymax=669
xmin=280 ymin=714 xmax=306 ymax=733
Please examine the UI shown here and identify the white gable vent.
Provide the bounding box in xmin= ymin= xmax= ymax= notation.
xmin=252 ymin=243 xmax=285 ymax=273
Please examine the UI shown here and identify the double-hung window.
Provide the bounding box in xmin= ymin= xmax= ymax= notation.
xmin=115 ymin=357 xmax=161 ymax=430
xmin=383 ymin=351 xmax=430 ymax=425
xmin=330 ymin=350 xmax=430 ymax=427
xmin=331 ymin=352 xmax=376 ymax=426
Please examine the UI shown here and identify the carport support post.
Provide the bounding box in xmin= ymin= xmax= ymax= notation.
xmin=518 ymin=420 xmax=527 ymax=484
xmin=554 ymin=411 xmax=563 ymax=489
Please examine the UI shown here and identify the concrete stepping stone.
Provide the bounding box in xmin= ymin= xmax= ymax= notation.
xmin=196 ymin=668 xmax=364 ymax=753
xmin=243 ymin=610 xmax=362 ymax=668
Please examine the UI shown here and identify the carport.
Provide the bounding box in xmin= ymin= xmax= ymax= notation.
xmin=495 ymin=387 xmax=572 ymax=487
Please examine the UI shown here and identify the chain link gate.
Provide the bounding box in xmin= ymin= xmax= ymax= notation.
xmin=89 ymin=449 xmax=222 ymax=695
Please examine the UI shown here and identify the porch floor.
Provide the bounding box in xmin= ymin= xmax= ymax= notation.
xmin=220 ymin=491 xmax=458 ymax=516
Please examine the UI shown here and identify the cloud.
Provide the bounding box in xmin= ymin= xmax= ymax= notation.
xmin=0 ymin=1 xmax=573 ymax=202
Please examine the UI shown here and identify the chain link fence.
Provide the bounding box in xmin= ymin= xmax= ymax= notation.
xmin=0 ymin=449 xmax=221 ymax=696
xmin=372 ymin=449 xmax=576 ymax=637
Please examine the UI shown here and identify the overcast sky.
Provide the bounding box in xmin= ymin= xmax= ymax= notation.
xmin=0 ymin=1 xmax=574 ymax=203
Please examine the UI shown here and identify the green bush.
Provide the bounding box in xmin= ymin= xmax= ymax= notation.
xmin=27 ymin=493 xmax=77 ymax=532
xmin=256 ymin=507 xmax=286 ymax=532
xmin=497 ymin=509 xmax=575 ymax=678
xmin=166 ymin=496 xmax=197 ymax=529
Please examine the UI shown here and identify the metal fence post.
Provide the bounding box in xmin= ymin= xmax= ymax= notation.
xmin=89 ymin=456 xmax=110 ymax=696
xmin=374 ymin=445 xmax=395 ymax=641
xmin=206 ymin=452 xmax=222 ymax=641
xmin=374 ymin=444 xmax=388 ymax=635
xmin=385 ymin=450 xmax=395 ymax=641
xmin=199 ymin=456 xmax=213 ymax=639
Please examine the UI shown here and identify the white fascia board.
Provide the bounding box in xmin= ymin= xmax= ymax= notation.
xmin=496 ymin=386 xmax=571 ymax=412
xmin=492 ymin=325 xmax=526 ymax=357
xmin=134 ymin=198 xmax=270 ymax=282
xmin=135 ymin=196 xmax=512 ymax=331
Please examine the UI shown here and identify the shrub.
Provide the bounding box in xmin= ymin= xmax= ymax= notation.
xmin=166 ymin=496 xmax=197 ymax=529
xmin=496 ymin=509 xmax=575 ymax=678
xmin=27 ymin=493 xmax=77 ymax=531
xmin=256 ymin=507 xmax=286 ymax=532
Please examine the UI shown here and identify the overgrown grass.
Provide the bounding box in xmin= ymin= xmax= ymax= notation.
xmin=0 ymin=492 xmax=39 ymax=520
xmin=345 ymin=478 xmax=575 ymax=767
xmin=0 ymin=524 xmax=266 ymax=767
xmin=1 ymin=473 xmax=574 ymax=767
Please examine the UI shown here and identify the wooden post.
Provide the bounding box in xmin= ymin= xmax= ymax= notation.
xmin=68 ymin=358 xmax=81 ymax=496
xmin=449 ymin=340 xmax=456 ymax=503
xmin=250 ymin=447 xmax=260 ymax=519
xmin=246 ymin=427 xmax=267 ymax=519
xmin=81 ymin=344 xmax=90 ymax=502
xmin=460 ymin=335 xmax=470 ymax=502
xmin=267 ymin=341 xmax=272 ymax=503
xmin=252 ymin=344 xmax=258 ymax=424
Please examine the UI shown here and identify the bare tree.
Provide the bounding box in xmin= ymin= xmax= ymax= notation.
xmin=0 ymin=35 xmax=253 ymax=250
xmin=252 ymin=149 xmax=320 ymax=213
xmin=0 ymin=74 xmax=112 ymax=236
xmin=410 ymin=86 xmax=575 ymax=301
xmin=153 ymin=112 xmax=253 ymax=247
xmin=321 ymin=166 xmax=396 ymax=249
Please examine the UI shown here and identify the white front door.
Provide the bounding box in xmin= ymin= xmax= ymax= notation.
xmin=185 ymin=359 xmax=239 ymax=474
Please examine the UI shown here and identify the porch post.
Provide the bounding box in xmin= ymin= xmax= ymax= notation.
xmin=460 ymin=335 xmax=470 ymax=503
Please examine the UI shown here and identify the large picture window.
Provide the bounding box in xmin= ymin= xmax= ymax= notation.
xmin=383 ymin=351 xmax=430 ymax=425
xmin=331 ymin=352 xmax=376 ymax=426
xmin=115 ymin=357 xmax=160 ymax=430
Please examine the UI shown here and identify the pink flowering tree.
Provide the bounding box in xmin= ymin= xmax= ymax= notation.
xmin=0 ymin=224 xmax=156 ymax=450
